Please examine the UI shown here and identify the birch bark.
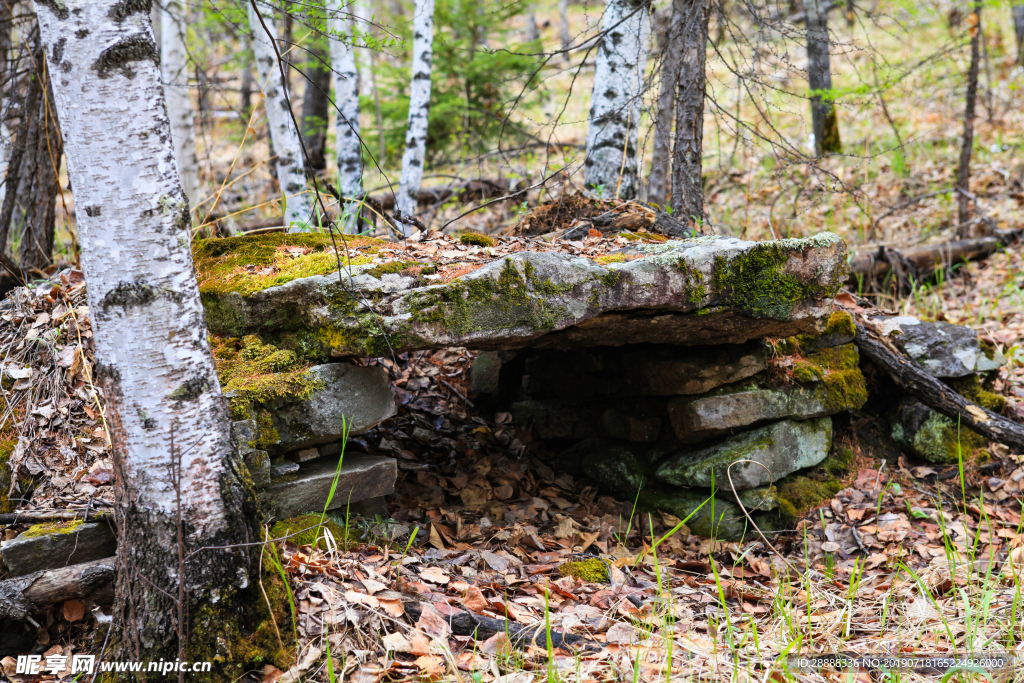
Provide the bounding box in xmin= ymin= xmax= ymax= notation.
xmin=33 ymin=0 xmax=257 ymax=657
xmin=161 ymin=0 xmax=200 ymax=211
xmin=395 ymin=0 xmax=435 ymax=235
xmin=583 ymin=0 xmax=651 ymax=200
xmin=328 ymin=0 xmax=364 ymax=233
xmin=248 ymin=2 xmax=314 ymax=230
xmin=1013 ymin=2 xmax=1024 ymax=66
xmin=559 ymin=0 xmax=571 ymax=56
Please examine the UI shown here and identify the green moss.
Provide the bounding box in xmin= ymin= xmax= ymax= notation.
xmin=822 ymin=445 xmax=856 ymax=478
xmin=947 ymin=375 xmax=1007 ymax=414
xmin=617 ymin=232 xmax=643 ymax=241
xmin=21 ymin=519 xmax=84 ymax=539
xmin=792 ymin=360 xmax=825 ymax=383
xmin=254 ymin=410 xmax=280 ymax=451
xmin=269 ymin=513 xmax=355 ymax=550
xmin=560 ymin=558 xmax=610 ymax=583
xmin=710 ymin=238 xmax=844 ymax=319
xmin=212 ymin=335 xmax=323 ymax=421
xmin=600 ymin=270 xmax=623 ymax=287
xmin=825 ymin=310 xmax=855 ymax=338
xmin=675 ymin=260 xmax=708 ymax=304
xmin=366 ymin=260 xmax=423 ymax=279
xmin=596 ymin=254 xmax=626 ymax=265
xmin=786 ymin=344 xmax=867 ymax=413
xmin=894 ymin=410 xmax=987 ymax=464
xmin=193 ymin=232 xmax=380 ymax=297
xmin=0 ymin=438 xmax=15 ymax=515
xmin=777 ymin=477 xmax=843 ymax=522
xmin=459 ymin=231 xmax=495 ymax=247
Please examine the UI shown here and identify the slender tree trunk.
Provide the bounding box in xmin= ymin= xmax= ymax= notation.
xmin=525 ymin=8 xmax=540 ymax=42
xmin=34 ymin=0 xmax=258 ymax=661
xmin=301 ymin=37 xmax=332 ymax=173
xmin=329 ymin=0 xmax=364 ymax=234
xmin=956 ymin=1 xmax=982 ymax=237
xmin=353 ymin=0 xmax=373 ymax=96
xmin=559 ymin=0 xmax=571 ymax=56
xmin=584 ymin=0 xmax=652 ymax=200
xmin=248 ymin=2 xmax=314 ymax=230
xmin=161 ymin=0 xmax=200 ymax=212
xmin=806 ymin=0 xmax=841 ymax=155
xmin=1014 ymin=1 xmax=1024 ymax=66
xmin=669 ymin=0 xmax=710 ymax=226
xmin=647 ymin=0 xmax=685 ymax=207
xmin=241 ymin=64 xmax=255 ymax=116
xmin=396 ymin=0 xmax=435 ymax=235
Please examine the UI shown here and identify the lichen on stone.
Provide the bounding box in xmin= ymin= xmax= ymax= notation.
xmin=559 ymin=557 xmax=610 ymax=583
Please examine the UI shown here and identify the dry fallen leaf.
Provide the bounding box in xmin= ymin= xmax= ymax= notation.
xmin=63 ymin=599 xmax=86 ymax=622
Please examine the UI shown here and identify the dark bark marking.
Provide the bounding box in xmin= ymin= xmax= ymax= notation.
xmin=52 ymin=37 xmax=66 ymax=65
xmin=93 ymin=35 xmax=159 ymax=80
xmin=167 ymin=374 xmax=211 ymax=403
xmin=99 ymin=281 xmax=184 ymax=311
xmin=36 ymin=0 xmax=69 ymax=20
xmin=84 ymin=205 xmax=100 ymax=217
xmin=108 ymin=0 xmax=152 ymax=22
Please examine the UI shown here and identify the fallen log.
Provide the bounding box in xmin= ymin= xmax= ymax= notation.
xmin=404 ymin=599 xmax=599 ymax=652
xmin=0 ymin=556 xmax=116 ymax=621
xmin=847 ymin=231 xmax=1021 ymax=285
xmin=851 ymin=313 xmax=1024 ymax=451
xmin=0 ymin=510 xmax=112 ymax=525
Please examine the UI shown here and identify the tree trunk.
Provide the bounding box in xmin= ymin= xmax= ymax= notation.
xmin=1014 ymin=1 xmax=1024 ymax=66
xmin=248 ymin=2 xmax=314 ymax=230
xmin=647 ymin=0 xmax=685 ymax=207
xmin=329 ymin=0 xmax=365 ymax=234
xmin=956 ymin=1 xmax=982 ymax=237
xmin=300 ymin=37 xmax=331 ymax=173
xmin=34 ymin=0 xmax=258 ymax=661
xmin=806 ymin=0 xmax=841 ymax=155
xmin=241 ymin=64 xmax=255 ymax=116
xmin=353 ymin=0 xmax=374 ymax=96
xmin=396 ymin=0 xmax=435 ymax=235
xmin=525 ymin=8 xmax=540 ymax=43
xmin=669 ymin=0 xmax=710 ymax=226
xmin=559 ymin=0 xmax=571 ymax=60
xmin=584 ymin=0 xmax=652 ymax=200
xmin=161 ymin=0 xmax=200 ymax=212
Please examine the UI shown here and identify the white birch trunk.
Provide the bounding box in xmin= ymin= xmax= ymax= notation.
xmin=525 ymin=8 xmax=540 ymax=43
xmin=559 ymin=0 xmax=571 ymax=57
xmin=583 ymin=0 xmax=651 ymax=200
xmin=395 ymin=0 xmax=435 ymax=236
xmin=353 ymin=0 xmax=373 ymax=97
xmin=161 ymin=0 xmax=200 ymax=212
xmin=33 ymin=0 xmax=255 ymax=651
xmin=328 ymin=0 xmax=364 ymax=234
xmin=248 ymin=2 xmax=314 ymax=230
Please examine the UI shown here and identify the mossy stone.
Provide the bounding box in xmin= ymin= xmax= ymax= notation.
xmin=269 ymin=513 xmax=355 ymax=550
xmin=459 ymin=232 xmax=495 ymax=247
xmin=637 ymin=489 xmax=748 ymax=540
xmin=560 ymin=558 xmax=609 ymax=583
xmin=891 ymin=399 xmax=986 ymax=464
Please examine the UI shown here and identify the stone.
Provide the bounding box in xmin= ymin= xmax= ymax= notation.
xmin=637 ymin=489 xmax=748 ymax=540
xmin=267 ymin=363 xmax=396 ymax=451
xmin=872 ymin=315 xmax=1007 ymax=378
xmin=1 ymin=521 xmax=117 ymax=577
xmin=576 ymin=439 xmax=649 ymax=496
xmin=511 ymin=400 xmax=601 ymax=440
xmin=655 ymin=417 xmax=833 ymax=491
xmin=618 ymin=343 xmax=767 ymax=395
xmin=260 ymin=453 xmax=397 ymax=520
xmin=890 ymin=399 xmax=986 ymax=464
xmin=734 ymin=485 xmax=779 ymax=512
xmin=233 ymin=419 xmax=271 ymax=487
xmin=198 ymin=234 xmax=848 ymax=357
xmin=668 ymin=345 xmax=865 ymax=440
xmin=468 ymin=351 xmax=505 ymax=403
xmin=295 ymin=447 xmax=320 ymax=462
xmin=271 ymin=459 xmax=300 ymax=477
xmin=602 ymin=408 xmax=662 ymax=443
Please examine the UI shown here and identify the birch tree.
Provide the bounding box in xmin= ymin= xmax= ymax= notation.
xmin=329 ymin=0 xmax=364 ymax=233
xmin=1014 ymin=1 xmax=1024 ymax=65
xmin=300 ymin=35 xmax=332 ymax=172
xmin=583 ymin=0 xmax=651 ymax=200
xmin=805 ymin=0 xmax=841 ymax=156
xmin=559 ymin=0 xmax=571 ymax=58
xmin=956 ymin=0 xmax=982 ymax=237
xmin=395 ymin=0 xmax=435 ymax=235
xmin=647 ymin=0 xmax=685 ymax=206
xmin=33 ymin=0 xmax=257 ymax=659
xmin=670 ymin=0 xmax=710 ymax=225
xmin=160 ymin=0 xmax=200 ymax=210
xmin=248 ymin=1 xmax=314 ymax=230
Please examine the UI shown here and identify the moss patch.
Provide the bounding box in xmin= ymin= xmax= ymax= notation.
xmin=193 ymin=232 xmax=380 ymax=296
xmin=596 ymin=254 xmax=626 ymax=265
xmin=947 ymin=375 xmax=1007 ymax=414
xmin=710 ymin=236 xmax=844 ymax=319
xmin=892 ymin=410 xmax=987 ymax=465
xmin=560 ymin=558 xmax=610 ymax=583
xmin=459 ymin=231 xmax=495 ymax=247
xmin=212 ymin=335 xmax=323 ymax=421
xmin=774 ymin=444 xmax=855 ymax=522
xmin=0 ymin=437 xmax=16 ymax=515
xmin=269 ymin=513 xmax=355 ymax=550
xmin=20 ymin=519 xmax=84 ymax=539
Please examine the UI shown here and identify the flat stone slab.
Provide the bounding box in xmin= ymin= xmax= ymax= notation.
xmin=655 ymin=417 xmax=833 ymax=490
xmin=1 ymin=521 xmax=117 ymax=577
xmin=266 ymin=363 xmax=396 ymax=451
xmin=259 ymin=453 xmax=397 ymax=520
xmin=869 ymin=315 xmax=1006 ymax=378
xmin=197 ymin=233 xmax=848 ymax=358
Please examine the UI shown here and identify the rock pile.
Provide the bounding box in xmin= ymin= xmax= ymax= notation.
xmin=487 ymin=310 xmax=866 ymax=539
